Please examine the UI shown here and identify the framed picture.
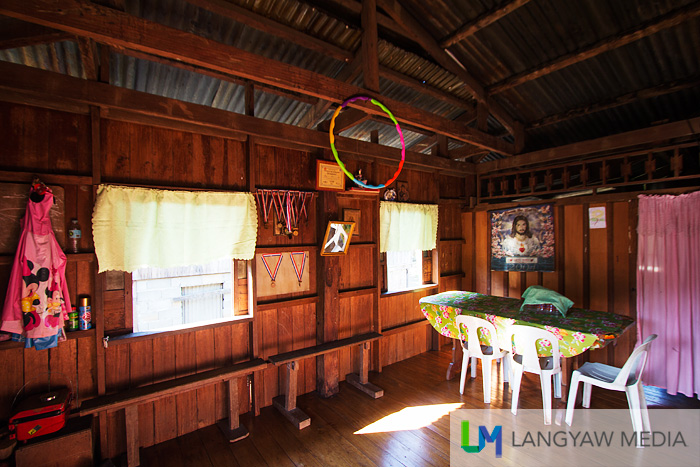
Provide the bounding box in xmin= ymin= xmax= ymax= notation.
xmin=396 ymin=181 xmax=409 ymax=201
xmin=320 ymin=221 xmax=355 ymax=256
xmin=490 ymin=203 xmax=555 ymax=272
xmin=316 ymin=160 xmax=345 ymax=191
xmin=343 ymin=208 xmax=361 ymax=236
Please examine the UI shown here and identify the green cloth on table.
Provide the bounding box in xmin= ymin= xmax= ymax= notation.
xmin=520 ymin=285 xmax=574 ymax=317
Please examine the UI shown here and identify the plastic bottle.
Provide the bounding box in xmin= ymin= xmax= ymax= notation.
xmin=68 ymin=219 xmax=81 ymax=253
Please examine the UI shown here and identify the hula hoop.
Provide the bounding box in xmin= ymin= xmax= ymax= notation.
xmin=329 ymin=96 xmax=405 ymax=189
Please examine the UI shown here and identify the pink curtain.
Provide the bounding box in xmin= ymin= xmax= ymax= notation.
xmin=637 ymin=191 xmax=700 ymax=399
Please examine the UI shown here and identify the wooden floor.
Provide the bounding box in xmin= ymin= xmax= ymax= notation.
xmin=119 ymin=346 xmax=699 ymax=467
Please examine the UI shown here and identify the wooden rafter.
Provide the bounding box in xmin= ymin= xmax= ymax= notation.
xmin=296 ymin=52 xmax=363 ymax=129
xmin=477 ymin=116 xmax=700 ymax=174
xmin=439 ymin=0 xmax=532 ymax=48
xmin=0 ymin=18 xmax=70 ymax=50
xmin=185 ymin=0 xmax=353 ymax=62
xmin=362 ymin=0 xmax=379 ymax=92
xmin=109 ymin=46 xmax=317 ymax=105
xmin=489 ymin=2 xmax=700 ymax=95
xmin=379 ymin=65 xmax=475 ymax=112
xmin=0 ymin=0 xmax=512 ymax=153
xmin=76 ymin=36 xmax=97 ymax=80
xmin=317 ymin=107 xmax=369 ymax=133
xmin=377 ymin=0 xmax=519 ymax=137
xmin=529 ymin=74 xmax=700 ymax=129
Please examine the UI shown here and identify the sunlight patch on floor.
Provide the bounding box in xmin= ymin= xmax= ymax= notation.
xmin=354 ymin=403 xmax=463 ymax=434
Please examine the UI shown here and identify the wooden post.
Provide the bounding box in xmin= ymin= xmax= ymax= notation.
xmin=346 ymin=342 xmax=384 ymax=398
xmin=316 ymin=188 xmax=340 ymax=398
xmin=217 ymin=378 xmax=250 ymax=442
xmin=124 ymin=405 xmax=139 ymax=467
xmin=272 ymin=360 xmax=311 ymax=429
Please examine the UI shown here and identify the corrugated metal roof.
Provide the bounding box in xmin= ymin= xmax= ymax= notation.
xmin=0 ymin=0 xmax=698 ymax=162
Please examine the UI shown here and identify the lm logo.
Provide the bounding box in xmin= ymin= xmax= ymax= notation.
xmin=461 ymin=421 xmax=502 ymax=458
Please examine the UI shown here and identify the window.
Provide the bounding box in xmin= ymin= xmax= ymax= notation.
xmin=132 ymin=257 xmax=245 ymax=332
xmin=386 ymin=250 xmax=424 ymax=292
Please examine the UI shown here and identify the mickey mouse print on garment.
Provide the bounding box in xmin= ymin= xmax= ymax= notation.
xmin=1 ymin=183 xmax=71 ymax=350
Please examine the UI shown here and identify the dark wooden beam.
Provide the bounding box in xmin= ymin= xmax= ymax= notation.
xmin=377 ymin=0 xmax=518 ymax=136
xmin=317 ymin=107 xmax=369 ymax=133
xmin=0 ymin=0 xmax=512 ymax=152
xmin=76 ymin=37 xmax=98 ymax=80
xmin=110 ymin=46 xmax=317 ymax=105
xmin=529 ymin=74 xmax=700 ymax=129
xmin=408 ymin=134 xmax=437 ymax=152
xmin=379 ymin=65 xmax=475 ymax=112
xmin=297 ymin=52 xmax=363 ymax=129
xmin=362 ymin=0 xmax=380 ymax=92
xmin=0 ymin=17 xmax=70 ymax=50
xmin=477 ymin=116 xmax=700 ymax=174
xmin=489 ymin=2 xmax=700 ymax=95
xmin=185 ymin=0 xmax=353 ymax=62
xmin=439 ymin=0 xmax=532 ymax=48
xmin=0 ymin=60 xmax=472 ymax=174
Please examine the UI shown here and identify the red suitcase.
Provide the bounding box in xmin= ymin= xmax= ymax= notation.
xmin=8 ymin=388 xmax=72 ymax=441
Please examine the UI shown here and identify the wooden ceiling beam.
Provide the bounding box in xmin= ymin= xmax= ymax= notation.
xmin=379 ymin=65 xmax=475 ymax=112
xmin=185 ymin=0 xmax=353 ymax=63
xmin=477 ymin=116 xmax=700 ymax=174
xmin=529 ymin=74 xmax=700 ymax=129
xmin=296 ymin=52 xmax=363 ymax=129
xmin=361 ymin=0 xmax=380 ymax=92
xmin=317 ymin=107 xmax=369 ymax=133
xmin=0 ymin=18 xmax=70 ymax=50
xmin=489 ymin=2 xmax=700 ymax=95
xmin=109 ymin=46 xmax=317 ymax=105
xmin=0 ymin=60 xmax=471 ymax=174
xmin=0 ymin=0 xmax=512 ymax=154
xmin=377 ymin=0 xmax=518 ymax=137
xmin=439 ymin=0 xmax=532 ymax=48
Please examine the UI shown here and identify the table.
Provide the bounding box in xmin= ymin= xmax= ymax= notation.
xmin=419 ymin=291 xmax=635 ymax=399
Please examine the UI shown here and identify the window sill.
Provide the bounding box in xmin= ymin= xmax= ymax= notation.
xmin=106 ymin=315 xmax=253 ymax=346
xmin=381 ymin=283 xmax=438 ymax=298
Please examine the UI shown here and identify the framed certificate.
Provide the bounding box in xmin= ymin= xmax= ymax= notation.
xmin=316 ymin=160 xmax=346 ymax=191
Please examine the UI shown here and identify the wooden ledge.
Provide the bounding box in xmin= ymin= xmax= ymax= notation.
xmin=79 ymin=358 xmax=268 ymax=415
xmin=268 ymin=332 xmax=382 ymax=366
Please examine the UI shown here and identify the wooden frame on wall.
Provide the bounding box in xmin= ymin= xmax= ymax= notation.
xmin=316 ymin=160 xmax=346 ymax=191
xmin=320 ymin=221 xmax=355 ymax=256
xmin=343 ymin=208 xmax=361 ymax=236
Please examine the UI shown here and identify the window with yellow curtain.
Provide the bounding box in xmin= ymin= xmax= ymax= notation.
xmin=380 ymin=201 xmax=438 ymax=292
xmin=92 ymin=184 xmax=258 ymax=332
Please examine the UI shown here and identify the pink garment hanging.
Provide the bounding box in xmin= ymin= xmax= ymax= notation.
xmin=1 ymin=183 xmax=71 ymax=349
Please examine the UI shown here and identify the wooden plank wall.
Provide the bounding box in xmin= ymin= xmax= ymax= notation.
xmin=462 ymin=199 xmax=637 ymax=368
xmin=0 ymin=101 xmax=467 ymax=459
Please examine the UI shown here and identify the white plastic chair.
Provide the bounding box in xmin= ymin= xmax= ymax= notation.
xmin=455 ymin=315 xmax=509 ymax=404
xmin=508 ymin=325 xmax=562 ymax=425
xmin=565 ymin=334 xmax=658 ymax=442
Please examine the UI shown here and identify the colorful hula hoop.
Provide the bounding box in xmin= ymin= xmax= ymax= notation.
xmin=329 ymin=96 xmax=405 ymax=189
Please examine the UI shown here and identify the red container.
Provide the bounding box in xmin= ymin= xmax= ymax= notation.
xmin=9 ymin=388 xmax=72 ymax=441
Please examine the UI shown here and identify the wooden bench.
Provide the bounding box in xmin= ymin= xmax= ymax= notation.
xmin=268 ymin=332 xmax=383 ymax=429
xmin=80 ymin=358 xmax=269 ymax=467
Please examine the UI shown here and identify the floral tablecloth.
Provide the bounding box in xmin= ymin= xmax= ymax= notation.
xmin=419 ymin=291 xmax=635 ymax=357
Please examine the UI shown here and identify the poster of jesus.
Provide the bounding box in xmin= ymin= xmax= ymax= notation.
xmin=490 ymin=204 xmax=555 ymax=272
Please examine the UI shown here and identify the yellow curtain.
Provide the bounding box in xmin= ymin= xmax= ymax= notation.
xmin=92 ymin=185 xmax=258 ymax=273
xmin=380 ymin=201 xmax=438 ymax=253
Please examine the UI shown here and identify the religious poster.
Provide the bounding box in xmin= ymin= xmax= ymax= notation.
xmin=490 ymin=204 xmax=555 ymax=272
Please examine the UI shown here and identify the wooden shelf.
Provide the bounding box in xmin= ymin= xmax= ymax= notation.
xmin=0 ymin=328 xmax=95 ymax=350
xmin=67 ymin=252 xmax=96 ymax=262
xmin=338 ymin=189 xmax=380 ymax=198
